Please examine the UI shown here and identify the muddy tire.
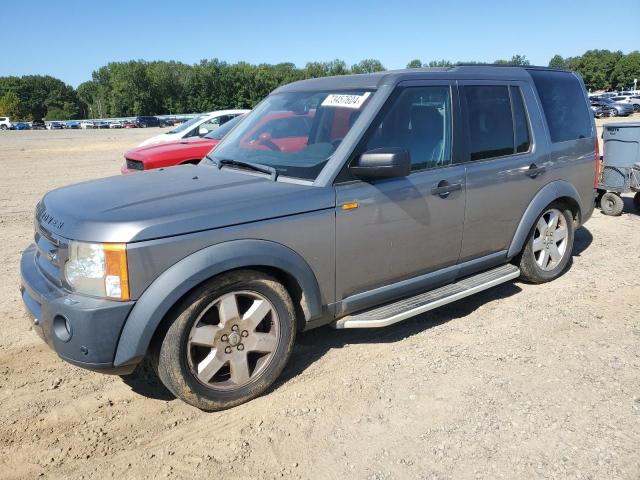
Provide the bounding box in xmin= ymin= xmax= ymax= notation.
xmin=518 ymin=205 xmax=574 ymax=284
xmin=154 ymin=270 xmax=296 ymax=411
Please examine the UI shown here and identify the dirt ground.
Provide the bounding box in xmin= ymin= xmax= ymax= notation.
xmin=0 ymin=118 xmax=639 ymax=480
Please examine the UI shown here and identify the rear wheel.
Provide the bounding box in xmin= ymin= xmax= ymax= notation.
xmin=0 ymin=125 xmax=7 ymax=130
xmin=600 ymin=192 xmax=624 ymax=216
xmin=518 ymin=205 xmax=574 ymax=284
xmin=633 ymin=104 xmax=640 ymax=113
xmin=154 ymin=270 xmax=296 ymax=411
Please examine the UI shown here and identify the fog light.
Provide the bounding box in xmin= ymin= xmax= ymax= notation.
xmin=53 ymin=315 xmax=72 ymax=342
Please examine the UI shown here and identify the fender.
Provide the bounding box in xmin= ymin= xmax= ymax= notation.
xmin=113 ymin=239 xmax=323 ymax=367
xmin=507 ymin=180 xmax=583 ymax=259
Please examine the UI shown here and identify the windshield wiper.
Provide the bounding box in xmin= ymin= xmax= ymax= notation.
xmin=209 ymin=157 xmax=278 ymax=180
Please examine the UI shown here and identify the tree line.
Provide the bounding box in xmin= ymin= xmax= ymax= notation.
xmin=0 ymin=51 xmax=638 ymax=121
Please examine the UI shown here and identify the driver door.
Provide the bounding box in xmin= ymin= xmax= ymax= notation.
xmin=334 ymin=82 xmax=466 ymax=314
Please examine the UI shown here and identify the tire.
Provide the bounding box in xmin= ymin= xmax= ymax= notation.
xmin=609 ymin=109 xmax=618 ymax=117
xmin=633 ymin=104 xmax=640 ymax=113
xmin=518 ymin=205 xmax=574 ymax=284
xmin=600 ymin=192 xmax=624 ymax=216
xmin=154 ymin=270 xmax=296 ymax=411
xmin=0 ymin=125 xmax=6 ymax=130
xmin=633 ymin=192 xmax=640 ymax=212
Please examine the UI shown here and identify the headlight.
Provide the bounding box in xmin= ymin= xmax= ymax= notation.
xmin=64 ymin=241 xmax=130 ymax=300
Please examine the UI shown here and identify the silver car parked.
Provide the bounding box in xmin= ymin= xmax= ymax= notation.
xmin=20 ymin=66 xmax=598 ymax=411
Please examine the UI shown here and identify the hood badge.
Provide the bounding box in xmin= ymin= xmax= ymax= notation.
xmin=36 ymin=204 xmax=64 ymax=230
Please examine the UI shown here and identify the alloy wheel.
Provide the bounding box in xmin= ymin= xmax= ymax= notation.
xmin=532 ymin=208 xmax=569 ymax=271
xmin=187 ymin=291 xmax=279 ymax=391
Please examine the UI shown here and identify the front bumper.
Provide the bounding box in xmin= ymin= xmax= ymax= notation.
xmin=20 ymin=244 xmax=137 ymax=375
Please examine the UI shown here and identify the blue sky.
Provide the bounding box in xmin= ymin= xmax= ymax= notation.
xmin=1 ymin=0 xmax=638 ymax=87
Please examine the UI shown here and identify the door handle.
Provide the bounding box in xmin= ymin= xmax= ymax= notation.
xmin=431 ymin=181 xmax=462 ymax=198
xmin=526 ymin=164 xmax=546 ymax=178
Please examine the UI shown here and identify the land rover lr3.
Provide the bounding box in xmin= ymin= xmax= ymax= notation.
xmin=20 ymin=66 xmax=597 ymax=411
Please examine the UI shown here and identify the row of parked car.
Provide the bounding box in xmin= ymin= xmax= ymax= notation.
xmin=589 ymin=91 xmax=640 ymax=118
xmin=0 ymin=115 xmax=193 ymax=131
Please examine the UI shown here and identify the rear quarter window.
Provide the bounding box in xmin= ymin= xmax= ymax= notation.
xmin=528 ymin=70 xmax=592 ymax=143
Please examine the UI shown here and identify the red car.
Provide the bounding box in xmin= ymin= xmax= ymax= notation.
xmin=121 ymin=115 xmax=244 ymax=173
xmin=121 ymin=112 xmax=315 ymax=173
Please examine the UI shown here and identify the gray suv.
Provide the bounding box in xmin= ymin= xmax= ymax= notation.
xmin=20 ymin=66 xmax=597 ymax=411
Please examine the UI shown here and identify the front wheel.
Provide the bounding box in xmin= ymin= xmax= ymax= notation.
xmin=518 ymin=205 xmax=574 ymax=284
xmin=0 ymin=125 xmax=7 ymax=130
xmin=609 ymin=109 xmax=618 ymax=117
xmin=154 ymin=270 xmax=296 ymax=411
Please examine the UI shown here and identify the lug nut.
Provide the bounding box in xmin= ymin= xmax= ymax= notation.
xmin=225 ymin=346 xmax=232 ymax=354
xmin=232 ymin=325 xmax=239 ymax=332
xmin=237 ymin=344 xmax=244 ymax=351
xmin=221 ymin=334 xmax=228 ymax=342
xmin=241 ymin=330 xmax=248 ymax=337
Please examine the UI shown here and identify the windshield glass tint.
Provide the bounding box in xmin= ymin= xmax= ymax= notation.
xmin=168 ymin=115 xmax=204 ymax=134
xmin=210 ymin=90 xmax=374 ymax=180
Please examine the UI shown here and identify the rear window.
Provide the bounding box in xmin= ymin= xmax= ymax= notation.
xmin=528 ymin=70 xmax=591 ymax=143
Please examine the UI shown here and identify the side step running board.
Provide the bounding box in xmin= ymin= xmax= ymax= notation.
xmin=334 ymin=264 xmax=520 ymax=329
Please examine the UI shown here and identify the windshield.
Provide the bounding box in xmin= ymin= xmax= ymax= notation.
xmin=209 ymin=90 xmax=374 ymax=181
xmin=168 ymin=115 xmax=204 ymax=134
xmin=204 ymin=114 xmax=245 ymax=140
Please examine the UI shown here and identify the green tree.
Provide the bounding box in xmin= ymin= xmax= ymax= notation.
xmin=351 ymin=59 xmax=385 ymax=74
xmin=509 ymin=54 xmax=530 ymax=66
xmin=406 ymin=59 xmax=422 ymax=69
xmin=0 ymin=91 xmax=21 ymax=119
xmin=610 ymin=51 xmax=640 ymax=89
xmin=548 ymin=54 xmax=566 ymax=69
xmin=566 ymin=50 xmax=623 ymax=90
xmin=428 ymin=60 xmax=453 ymax=68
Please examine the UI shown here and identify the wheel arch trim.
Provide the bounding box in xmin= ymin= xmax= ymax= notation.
xmin=113 ymin=239 xmax=323 ymax=367
xmin=507 ymin=180 xmax=583 ymax=259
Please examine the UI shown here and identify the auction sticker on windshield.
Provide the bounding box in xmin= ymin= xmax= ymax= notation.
xmin=321 ymin=92 xmax=371 ymax=109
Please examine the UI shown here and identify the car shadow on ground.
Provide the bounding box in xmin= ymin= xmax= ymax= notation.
xmin=121 ymin=228 xmax=594 ymax=403
xmin=276 ymin=281 xmax=523 ymax=388
xmin=622 ymin=196 xmax=639 ymax=215
xmin=120 ymin=358 xmax=175 ymax=401
xmin=573 ymin=226 xmax=593 ymax=256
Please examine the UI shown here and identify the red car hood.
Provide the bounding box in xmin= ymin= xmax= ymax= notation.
xmin=125 ymin=137 xmax=220 ymax=170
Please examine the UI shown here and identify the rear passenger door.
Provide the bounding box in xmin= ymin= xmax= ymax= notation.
xmin=458 ymin=81 xmax=547 ymax=263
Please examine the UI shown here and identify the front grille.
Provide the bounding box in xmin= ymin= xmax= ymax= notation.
xmin=34 ymin=224 xmax=67 ymax=287
xmin=126 ymin=159 xmax=144 ymax=171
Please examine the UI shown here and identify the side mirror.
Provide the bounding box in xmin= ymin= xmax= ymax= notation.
xmin=350 ymin=148 xmax=411 ymax=180
xmin=198 ymin=126 xmax=209 ymax=136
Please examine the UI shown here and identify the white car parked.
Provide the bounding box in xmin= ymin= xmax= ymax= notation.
xmin=0 ymin=116 xmax=11 ymax=130
xmin=138 ymin=109 xmax=249 ymax=147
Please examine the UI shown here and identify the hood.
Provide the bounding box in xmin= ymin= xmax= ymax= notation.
xmin=126 ymin=138 xmax=217 ymax=163
xmin=39 ymin=164 xmax=335 ymax=243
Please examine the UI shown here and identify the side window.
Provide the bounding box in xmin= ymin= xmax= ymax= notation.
xmin=529 ymin=70 xmax=591 ymax=143
xmin=363 ymin=86 xmax=452 ymax=171
xmin=510 ymin=86 xmax=531 ymax=153
xmin=464 ymin=86 xmax=514 ymax=161
xmin=198 ymin=117 xmax=221 ymax=135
